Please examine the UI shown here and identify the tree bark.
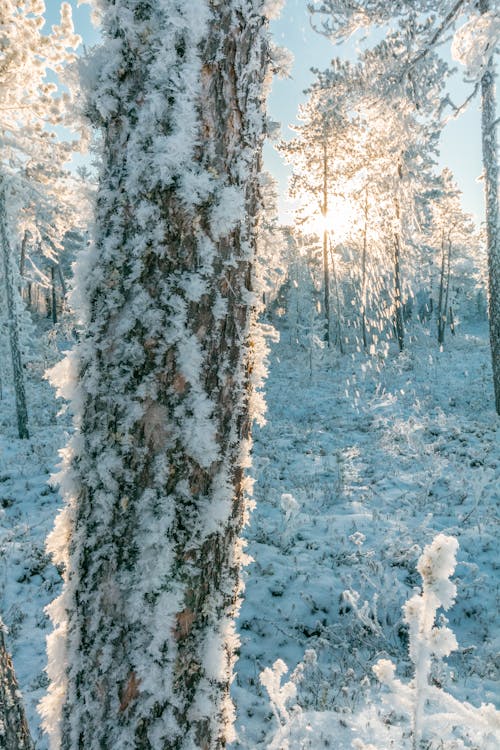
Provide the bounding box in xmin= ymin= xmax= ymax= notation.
xmin=437 ymin=230 xmax=446 ymax=345
xmin=0 ymin=625 xmax=34 ymax=750
xmin=329 ymin=239 xmax=344 ymax=354
xmin=393 ymin=162 xmax=405 ymax=352
xmin=19 ymin=230 xmax=29 ymax=277
xmin=361 ymin=184 xmax=369 ymax=349
xmin=0 ymin=182 xmax=29 ymax=439
xmin=480 ymin=0 xmax=500 ymax=414
xmin=42 ymin=2 xmax=269 ymax=748
xmin=50 ymin=265 xmax=57 ymax=325
xmin=322 ymin=137 xmax=331 ymax=346
xmin=393 ymin=191 xmax=405 ymax=353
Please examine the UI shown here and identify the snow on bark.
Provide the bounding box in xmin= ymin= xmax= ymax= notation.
xmin=40 ymin=1 xmax=270 ymax=748
xmin=0 ymin=182 xmax=29 ymax=439
xmin=0 ymin=621 xmax=34 ymax=750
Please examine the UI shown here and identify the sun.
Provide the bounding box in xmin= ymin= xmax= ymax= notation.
xmin=305 ymin=195 xmax=358 ymax=243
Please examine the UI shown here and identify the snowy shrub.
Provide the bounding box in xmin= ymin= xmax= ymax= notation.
xmin=259 ymin=659 xmax=301 ymax=749
xmin=280 ymin=492 xmax=300 ymax=548
xmin=259 ymin=535 xmax=500 ymax=750
xmin=365 ymin=534 xmax=500 ymax=749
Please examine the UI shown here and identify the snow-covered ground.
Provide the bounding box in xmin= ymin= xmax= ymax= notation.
xmin=233 ymin=320 xmax=499 ymax=748
xmin=0 ymin=351 xmax=69 ymax=748
xmin=0 ymin=319 xmax=498 ymax=748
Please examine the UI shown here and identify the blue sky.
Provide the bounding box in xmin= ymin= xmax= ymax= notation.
xmin=46 ymin=1 xmax=485 ymax=225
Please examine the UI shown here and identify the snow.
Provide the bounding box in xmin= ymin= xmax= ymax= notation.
xmin=452 ymin=11 xmax=500 ymax=79
xmin=231 ymin=317 xmax=499 ymax=748
xmin=1 ymin=309 xmax=499 ymax=749
xmin=0 ymin=260 xmax=500 ymax=750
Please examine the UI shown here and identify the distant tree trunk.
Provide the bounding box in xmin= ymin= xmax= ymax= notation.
xmin=480 ymin=0 xmax=500 ymax=414
xmin=50 ymin=265 xmax=57 ymax=325
xmin=0 ymin=182 xmax=29 ymax=439
xmin=437 ymin=230 xmax=446 ymax=345
xmin=19 ymin=231 xmax=29 ymax=277
xmin=329 ymin=240 xmax=344 ymax=354
xmin=442 ymin=234 xmax=452 ymax=342
xmin=42 ymin=2 xmax=269 ymax=748
xmin=361 ymin=184 xmax=369 ymax=350
xmin=322 ymin=137 xmax=331 ymax=346
xmin=392 ymin=159 xmax=405 ymax=352
xmin=0 ymin=625 xmax=34 ymax=750
xmin=57 ymin=265 xmax=67 ymax=297
xmin=393 ymin=192 xmax=404 ymax=352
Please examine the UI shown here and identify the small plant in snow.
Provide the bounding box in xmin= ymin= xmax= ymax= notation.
xmin=370 ymin=534 xmax=500 ymax=749
xmin=280 ymin=492 xmax=300 ymax=548
xmin=260 ymin=659 xmax=301 ymax=749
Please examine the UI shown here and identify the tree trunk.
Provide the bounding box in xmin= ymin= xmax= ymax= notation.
xmin=50 ymin=265 xmax=57 ymax=325
xmin=442 ymin=235 xmax=452 ymax=344
xmin=393 ymin=230 xmax=404 ymax=352
xmin=480 ymin=0 xmax=500 ymax=414
xmin=0 ymin=182 xmax=29 ymax=439
xmin=42 ymin=2 xmax=269 ymax=749
xmin=19 ymin=230 xmax=29 ymax=277
xmin=0 ymin=624 xmax=34 ymax=750
xmin=393 ymin=169 xmax=405 ymax=353
xmin=322 ymin=138 xmax=331 ymax=346
xmin=361 ymin=184 xmax=369 ymax=350
xmin=437 ymin=230 xmax=446 ymax=345
xmin=329 ymin=239 xmax=344 ymax=354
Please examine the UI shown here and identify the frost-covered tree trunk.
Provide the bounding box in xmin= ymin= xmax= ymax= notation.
xmin=479 ymin=0 xmax=500 ymax=414
xmin=0 ymin=183 xmax=29 ymax=440
xmin=322 ymin=139 xmax=331 ymax=346
xmin=393 ymin=193 xmax=405 ymax=353
xmin=361 ymin=184 xmax=369 ymax=350
xmin=437 ymin=230 xmax=446 ymax=345
xmin=50 ymin=265 xmax=57 ymax=325
xmin=41 ymin=2 xmax=269 ymax=749
xmin=0 ymin=623 xmax=33 ymax=750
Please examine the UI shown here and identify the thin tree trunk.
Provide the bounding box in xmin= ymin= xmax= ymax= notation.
xmin=393 ymin=230 xmax=404 ymax=352
xmin=57 ymin=264 xmax=67 ymax=297
xmin=322 ymin=137 xmax=331 ymax=346
xmin=329 ymin=239 xmax=344 ymax=354
xmin=480 ymin=0 xmax=500 ymax=414
xmin=0 ymin=182 xmax=29 ymax=439
xmin=442 ymin=235 xmax=452 ymax=344
xmin=437 ymin=230 xmax=446 ymax=345
xmin=0 ymin=624 xmax=34 ymax=750
xmin=393 ymin=165 xmax=405 ymax=352
xmin=50 ymin=265 xmax=57 ymax=325
xmin=19 ymin=230 xmax=29 ymax=277
xmin=361 ymin=184 xmax=369 ymax=350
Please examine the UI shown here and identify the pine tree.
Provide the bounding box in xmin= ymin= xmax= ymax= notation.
xmin=309 ymin=0 xmax=500 ymax=407
xmin=0 ymin=1 xmax=79 ymax=437
xmin=41 ymin=1 xmax=271 ymax=748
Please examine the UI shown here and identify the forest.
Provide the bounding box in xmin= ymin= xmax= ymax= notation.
xmin=0 ymin=1 xmax=498 ymax=748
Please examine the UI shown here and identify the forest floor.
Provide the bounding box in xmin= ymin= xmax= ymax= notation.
xmin=233 ymin=319 xmax=499 ymax=748
xmin=0 ymin=320 xmax=498 ymax=748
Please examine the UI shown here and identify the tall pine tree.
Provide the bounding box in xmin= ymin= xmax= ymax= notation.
xmin=41 ymin=1 xmax=271 ymax=748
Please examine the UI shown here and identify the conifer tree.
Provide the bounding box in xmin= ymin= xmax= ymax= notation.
xmin=41 ymin=1 xmax=272 ymax=748
xmin=0 ymin=1 xmax=79 ymax=437
xmin=309 ymin=0 xmax=500 ymax=408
